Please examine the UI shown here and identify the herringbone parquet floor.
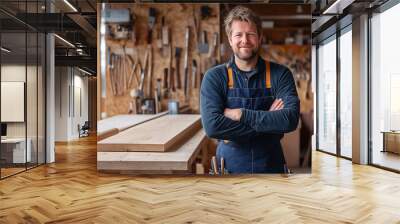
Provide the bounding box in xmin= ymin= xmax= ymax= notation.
xmin=1 ymin=135 xmax=400 ymax=223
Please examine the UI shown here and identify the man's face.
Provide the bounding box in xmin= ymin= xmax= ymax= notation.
xmin=228 ymin=20 xmax=262 ymax=61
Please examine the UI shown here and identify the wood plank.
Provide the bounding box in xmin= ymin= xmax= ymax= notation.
xmin=98 ymin=114 xmax=201 ymax=152
xmin=97 ymin=111 xmax=168 ymax=140
xmin=97 ymin=129 xmax=207 ymax=172
xmin=97 ymin=128 xmax=119 ymax=141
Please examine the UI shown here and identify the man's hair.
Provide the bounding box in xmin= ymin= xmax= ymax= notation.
xmin=224 ymin=5 xmax=262 ymax=38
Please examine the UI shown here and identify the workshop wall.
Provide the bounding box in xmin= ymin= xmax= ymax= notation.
xmin=261 ymin=45 xmax=312 ymax=114
xmin=100 ymin=3 xmax=220 ymax=117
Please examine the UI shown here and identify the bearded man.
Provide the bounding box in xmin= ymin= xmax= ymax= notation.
xmin=200 ymin=6 xmax=300 ymax=174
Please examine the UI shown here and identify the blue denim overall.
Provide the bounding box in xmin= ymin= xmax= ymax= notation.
xmin=216 ymin=60 xmax=286 ymax=174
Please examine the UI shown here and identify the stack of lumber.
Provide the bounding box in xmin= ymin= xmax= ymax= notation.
xmin=97 ymin=112 xmax=168 ymax=141
xmin=97 ymin=115 xmax=208 ymax=174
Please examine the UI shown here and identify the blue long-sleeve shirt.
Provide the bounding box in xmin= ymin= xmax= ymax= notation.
xmin=200 ymin=57 xmax=300 ymax=141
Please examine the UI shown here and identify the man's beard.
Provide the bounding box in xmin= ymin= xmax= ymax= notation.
xmin=234 ymin=47 xmax=258 ymax=61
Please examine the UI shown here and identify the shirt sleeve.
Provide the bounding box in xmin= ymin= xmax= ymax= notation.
xmin=239 ymin=67 xmax=300 ymax=133
xmin=200 ymin=69 xmax=257 ymax=141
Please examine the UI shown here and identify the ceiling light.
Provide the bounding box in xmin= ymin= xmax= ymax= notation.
xmin=323 ymin=0 xmax=355 ymax=15
xmin=54 ymin=34 xmax=75 ymax=48
xmin=63 ymin=0 xmax=78 ymax=12
xmin=78 ymin=67 xmax=93 ymax=76
xmin=1 ymin=47 xmax=11 ymax=53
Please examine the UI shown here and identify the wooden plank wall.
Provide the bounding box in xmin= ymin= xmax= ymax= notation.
xmin=100 ymin=3 xmax=220 ymax=117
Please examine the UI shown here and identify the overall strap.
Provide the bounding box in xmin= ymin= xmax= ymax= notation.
xmin=226 ymin=60 xmax=271 ymax=89
xmin=226 ymin=63 xmax=234 ymax=89
xmin=265 ymin=60 xmax=271 ymax=89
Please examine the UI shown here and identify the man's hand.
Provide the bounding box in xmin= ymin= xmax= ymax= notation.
xmin=269 ymin=99 xmax=284 ymax=111
xmin=224 ymin=108 xmax=242 ymax=121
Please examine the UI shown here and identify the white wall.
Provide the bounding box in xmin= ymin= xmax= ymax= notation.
xmin=55 ymin=67 xmax=89 ymax=141
xmin=55 ymin=66 xmax=69 ymax=141
xmin=1 ymin=64 xmax=45 ymax=164
xmin=1 ymin=65 xmax=38 ymax=138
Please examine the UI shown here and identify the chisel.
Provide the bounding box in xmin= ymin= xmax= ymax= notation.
xmin=147 ymin=8 xmax=156 ymax=44
xmin=192 ymin=59 xmax=197 ymax=89
xmin=169 ymin=44 xmax=175 ymax=91
xmin=183 ymin=26 xmax=190 ymax=99
xmin=147 ymin=46 xmax=153 ymax=97
xmin=163 ymin=68 xmax=168 ymax=89
xmin=175 ymin=47 xmax=182 ymax=89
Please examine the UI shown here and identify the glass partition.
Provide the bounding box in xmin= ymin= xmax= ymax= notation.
xmin=317 ymin=35 xmax=337 ymax=155
xmin=370 ymin=3 xmax=400 ymax=171
xmin=339 ymin=27 xmax=352 ymax=158
xmin=0 ymin=0 xmax=46 ymax=179
xmin=1 ymin=31 xmax=28 ymax=177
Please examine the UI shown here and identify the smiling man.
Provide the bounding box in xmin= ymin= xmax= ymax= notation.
xmin=200 ymin=6 xmax=300 ymax=174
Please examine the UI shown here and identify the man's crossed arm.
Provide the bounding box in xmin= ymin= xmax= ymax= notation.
xmin=224 ymin=98 xmax=284 ymax=121
xmin=200 ymin=67 xmax=299 ymax=140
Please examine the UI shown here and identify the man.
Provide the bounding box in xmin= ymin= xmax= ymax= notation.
xmin=200 ymin=6 xmax=300 ymax=174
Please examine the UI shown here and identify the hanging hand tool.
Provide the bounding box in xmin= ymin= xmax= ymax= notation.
xmin=138 ymin=67 xmax=145 ymax=97
xmin=122 ymin=46 xmax=129 ymax=93
xmin=147 ymin=8 xmax=156 ymax=44
xmin=114 ymin=54 xmax=121 ymax=96
xmin=156 ymin=17 xmax=163 ymax=51
xmin=118 ymin=55 xmax=124 ymax=95
xmin=192 ymin=60 xmax=197 ymax=89
xmin=146 ymin=46 xmax=153 ymax=97
xmin=109 ymin=53 xmax=116 ymax=96
xmin=192 ymin=6 xmax=200 ymax=44
xmin=163 ymin=68 xmax=168 ymax=89
xmin=154 ymin=89 xmax=160 ymax=113
xmin=130 ymin=88 xmax=140 ymax=114
xmin=131 ymin=62 xmax=138 ymax=88
xmin=156 ymin=78 xmax=162 ymax=100
xmin=162 ymin=16 xmax=169 ymax=46
xmin=138 ymin=48 xmax=150 ymax=97
xmin=209 ymin=32 xmax=219 ymax=66
xmin=183 ymin=26 xmax=190 ymax=99
xmin=198 ymin=30 xmax=209 ymax=54
xmin=161 ymin=16 xmax=169 ymax=57
xmin=174 ymin=47 xmax=182 ymax=89
xmin=168 ymin=44 xmax=175 ymax=92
